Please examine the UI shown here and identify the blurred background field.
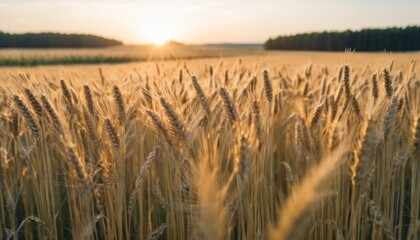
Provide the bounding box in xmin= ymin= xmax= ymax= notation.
xmin=1 ymin=51 xmax=418 ymax=80
xmin=0 ymin=44 xmax=263 ymax=66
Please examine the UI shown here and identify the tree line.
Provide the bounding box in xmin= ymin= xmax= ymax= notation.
xmin=0 ymin=32 xmax=123 ymax=48
xmin=265 ymin=26 xmax=420 ymax=51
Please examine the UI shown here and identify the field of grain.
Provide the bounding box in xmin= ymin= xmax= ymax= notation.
xmin=0 ymin=52 xmax=419 ymax=239
xmin=0 ymin=45 xmax=262 ymax=66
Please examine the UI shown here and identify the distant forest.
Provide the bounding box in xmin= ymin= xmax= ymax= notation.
xmin=0 ymin=32 xmax=123 ymax=48
xmin=265 ymin=26 xmax=420 ymax=51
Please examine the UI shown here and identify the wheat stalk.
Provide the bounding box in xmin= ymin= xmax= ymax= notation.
xmin=0 ymin=147 xmax=9 ymax=185
xmin=343 ymin=65 xmax=351 ymax=101
xmin=83 ymin=84 xmax=97 ymax=118
xmin=24 ymin=88 xmax=44 ymax=119
xmin=152 ymin=185 xmax=167 ymax=209
xmin=13 ymin=95 xmax=39 ymax=136
xmin=263 ymin=70 xmax=273 ymax=102
xmin=237 ymin=135 xmax=251 ymax=182
xmin=128 ymin=143 xmax=163 ymax=214
xmin=310 ymin=104 xmax=323 ymax=130
xmin=104 ymin=118 xmax=120 ymax=148
xmin=381 ymin=95 xmax=398 ymax=140
xmin=352 ymin=118 xmax=377 ymax=192
xmin=367 ymin=199 xmax=395 ymax=240
xmin=371 ymin=73 xmax=379 ymax=101
xmin=159 ymin=97 xmax=187 ymax=144
xmin=41 ymin=95 xmax=63 ymax=132
xmin=191 ymin=76 xmax=211 ymax=115
xmin=113 ymin=85 xmax=126 ymax=124
xmin=60 ymin=79 xmax=73 ymax=104
xmin=219 ymin=87 xmax=238 ymax=123
xmin=383 ymin=69 xmax=393 ymax=98
xmin=10 ymin=110 xmax=20 ymax=138
xmin=252 ymin=101 xmax=263 ymax=148
xmin=66 ymin=145 xmax=92 ymax=192
xmin=146 ymin=223 xmax=167 ymax=240
xmin=351 ymin=95 xmax=361 ymax=117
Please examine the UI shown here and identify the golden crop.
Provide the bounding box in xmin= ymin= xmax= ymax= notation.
xmin=0 ymin=54 xmax=419 ymax=239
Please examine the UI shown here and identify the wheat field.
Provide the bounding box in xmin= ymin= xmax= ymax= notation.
xmin=0 ymin=45 xmax=262 ymax=66
xmin=0 ymin=53 xmax=419 ymax=239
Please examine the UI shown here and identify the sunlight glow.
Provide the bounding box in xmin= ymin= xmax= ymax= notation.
xmin=142 ymin=22 xmax=176 ymax=46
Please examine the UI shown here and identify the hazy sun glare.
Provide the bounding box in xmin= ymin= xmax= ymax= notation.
xmin=142 ymin=22 xmax=177 ymax=45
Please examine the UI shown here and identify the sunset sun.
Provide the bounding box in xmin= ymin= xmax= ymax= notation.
xmin=149 ymin=31 xmax=170 ymax=46
xmin=143 ymin=22 xmax=176 ymax=46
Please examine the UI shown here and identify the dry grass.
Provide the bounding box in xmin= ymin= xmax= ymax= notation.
xmin=0 ymin=52 xmax=419 ymax=239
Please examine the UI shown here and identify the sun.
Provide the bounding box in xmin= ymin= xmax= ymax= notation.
xmin=152 ymin=36 xmax=169 ymax=46
xmin=148 ymin=31 xmax=171 ymax=46
xmin=143 ymin=23 xmax=176 ymax=46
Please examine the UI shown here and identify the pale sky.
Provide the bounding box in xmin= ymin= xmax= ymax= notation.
xmin=0 ymin=0 xmax=419 ymax=44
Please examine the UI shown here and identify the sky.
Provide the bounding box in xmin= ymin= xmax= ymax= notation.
xmin=0 ymin=0 xmax=419 ymax=44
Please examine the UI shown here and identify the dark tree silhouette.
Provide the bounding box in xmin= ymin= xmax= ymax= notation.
xmin=265 ymin=26 xmax=420 ymax=52
xmin=0 ymin=32 xmax=123 ymax=48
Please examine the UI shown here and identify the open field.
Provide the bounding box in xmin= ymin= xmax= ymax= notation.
xmin=1 ymin=51 xmax=418 ymax=76
xmin=0 ymin=52 xmax=419 ymax=239
xmin=0 ymin=45 xmax=263 ymax=66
